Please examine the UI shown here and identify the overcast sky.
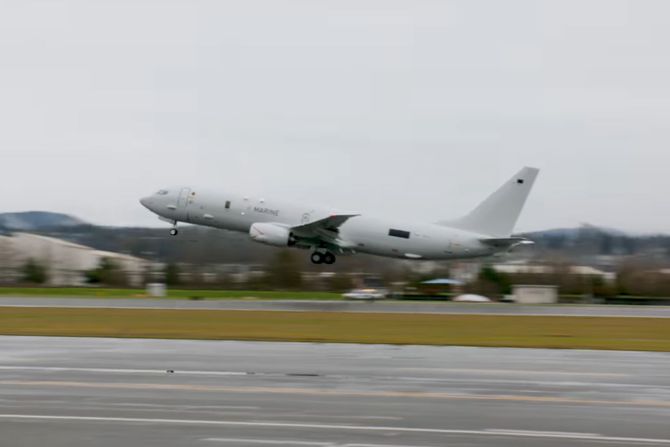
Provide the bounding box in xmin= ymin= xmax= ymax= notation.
xmin=1 ymin=0 xmax=669 ymax=232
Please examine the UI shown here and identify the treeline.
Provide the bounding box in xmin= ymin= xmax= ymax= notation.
xmin=10 ymin=255 xmax=670 ymax=298
xmin=468 ymin=262 xmax=670 ymax=298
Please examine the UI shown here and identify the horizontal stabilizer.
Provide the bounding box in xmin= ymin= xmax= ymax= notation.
xmin=480 ymin=237 xmax=535 ymax=250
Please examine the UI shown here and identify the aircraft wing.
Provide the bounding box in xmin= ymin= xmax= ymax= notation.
xmin=290 ymin=214 xmax=359 ymax=250
xmin=291 ymin=214 xmax=359 ymax=237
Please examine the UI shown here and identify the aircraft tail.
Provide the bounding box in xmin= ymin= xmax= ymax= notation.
xmin=440 ymin=167 xmax=540 ymax=237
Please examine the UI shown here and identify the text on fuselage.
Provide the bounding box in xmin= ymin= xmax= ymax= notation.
xmin=254 ymin=207 xmax=280 ymax=217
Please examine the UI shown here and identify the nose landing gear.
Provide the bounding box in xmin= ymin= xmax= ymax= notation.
xmin=311 ymin=251 xmax=336 ymax=265
xmin=169 ymin=226 xmax=179 ymax=236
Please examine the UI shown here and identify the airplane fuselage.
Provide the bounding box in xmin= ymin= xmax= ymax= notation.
xmin=140 ymin=167 xmax=539 ymax=264
xmin=141 ymin=188 xmax=496 ymax=261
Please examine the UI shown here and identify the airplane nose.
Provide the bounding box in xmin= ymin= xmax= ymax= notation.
xmin=140 ymin=196 xmax=152 ymax=209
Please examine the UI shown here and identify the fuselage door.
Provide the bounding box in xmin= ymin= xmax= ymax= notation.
xmin=177 ymin=187 xmax=192 ymax=221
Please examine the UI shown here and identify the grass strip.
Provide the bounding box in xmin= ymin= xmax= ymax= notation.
xmin=1 ymin=307 xmax=669 ymax=351
xmin=0 ymin=288 xmax=342 ymax=300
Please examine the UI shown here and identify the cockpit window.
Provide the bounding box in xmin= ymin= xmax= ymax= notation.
xmin=156 ymin=190 xmax=169 ymax=196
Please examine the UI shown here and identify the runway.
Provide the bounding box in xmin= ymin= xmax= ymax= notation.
xmin=2 ymin=297 xmax=670 ymax=317
xmin=1 ymin=337 xmax=669 ymax=446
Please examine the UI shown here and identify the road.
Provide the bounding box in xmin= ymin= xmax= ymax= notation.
xmin=1 ymin=296 xmax=670 ymax=317
xmin=0 ymin=337 xmax=669 ymax=446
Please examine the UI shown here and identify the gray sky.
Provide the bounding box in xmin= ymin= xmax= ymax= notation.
xmin=2 ymin=0 xmax=669 ymax=232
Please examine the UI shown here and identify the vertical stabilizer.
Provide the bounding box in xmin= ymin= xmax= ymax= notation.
xmin=441 ymin=167 xmax=540 ymax=237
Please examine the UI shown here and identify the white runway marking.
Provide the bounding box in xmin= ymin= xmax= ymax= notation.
xmin=411 ymin=368 xmax=629 ymax=378
xmin=203 ymin=440 xmax=433 ymax=447
xmin=0 ymin=365 xmax=652 ymax=396
xmin=202 ymin=439 xmax=331 ymax=446
xmin=345 ymin=445 xmax=437 ymax=447
xmin=485 ymin=429 xmax=601 ymax=438
xmin=1 ymin=414 xmax=670 ymax=444
xmin=0 ymin=365 xmax=637 ymax=388
xmin=0 ymin=366 xmax=248 ymax=376
xmin=5 ymin=378 xmax=670 ymax=408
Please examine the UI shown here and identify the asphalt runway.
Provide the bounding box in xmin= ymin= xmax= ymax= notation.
xmin=2 ymin=296 xmax=670 ymax=317
xmin=0 ymin=337 xmax=669 ymax=446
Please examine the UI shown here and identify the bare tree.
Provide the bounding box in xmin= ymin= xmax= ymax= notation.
xmin=0 ymin=236 xmax=18 ymax=284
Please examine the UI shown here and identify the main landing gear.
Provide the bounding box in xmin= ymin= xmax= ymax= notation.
xmin=311 ymin=251 xmax=336 ymax=265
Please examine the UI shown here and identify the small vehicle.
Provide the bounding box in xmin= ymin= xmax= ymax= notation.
xmin=343 ymin=288 xmax=387 ymax=300
xmin=452 ymin=294 xmax=492 ymax=303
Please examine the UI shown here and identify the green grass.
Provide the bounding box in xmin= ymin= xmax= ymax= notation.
xmin=1 ymin=307 xmax=669 ymax=351
xmin=0 ymin=287 xmax=342 ymax=300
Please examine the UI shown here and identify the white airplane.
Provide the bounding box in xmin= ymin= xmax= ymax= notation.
xmin=140 ymin=167 xmax=539 ymax=265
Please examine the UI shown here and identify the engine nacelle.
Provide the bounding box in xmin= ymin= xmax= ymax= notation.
xmin=249 ymin=223 xmax=293 ymax=247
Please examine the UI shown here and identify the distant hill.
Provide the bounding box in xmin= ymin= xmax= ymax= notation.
xmin=0 ymin=212 xmax=88 ymax=231
xmin=521 ymin=224 xmax=670 ymax=260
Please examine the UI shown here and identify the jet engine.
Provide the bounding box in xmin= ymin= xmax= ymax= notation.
xmin=249 ymin=223 xmax=296 ymax=247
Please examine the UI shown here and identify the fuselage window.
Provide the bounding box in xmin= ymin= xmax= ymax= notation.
xmin=225 ymin=200 xmax=231 ymax=209
xmin=389 ymin=229 xmax=410 ymax=239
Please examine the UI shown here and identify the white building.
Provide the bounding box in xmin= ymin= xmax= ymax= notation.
xmin=492 ymin=263 xmax=616 ymax=284
xmin=0 ymin=232 xmax=149 ymax=287
xmin=512 ymin=285 xmax=559 ymax=304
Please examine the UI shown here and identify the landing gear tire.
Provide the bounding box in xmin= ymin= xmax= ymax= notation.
xmin=323 ymin=252 xmax=336 ymax=265
xmin=310 ymin=252 xmax=324 ymax=264
xmin=170 ymin=228 xmax=179 ymax=236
